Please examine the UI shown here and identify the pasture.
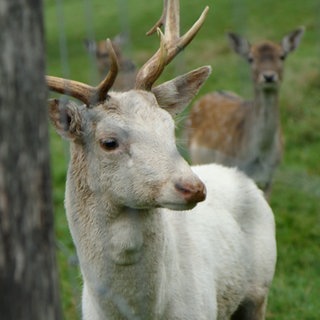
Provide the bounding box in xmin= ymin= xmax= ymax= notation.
xmin=45 ymin=0 xmax=320 ymax=318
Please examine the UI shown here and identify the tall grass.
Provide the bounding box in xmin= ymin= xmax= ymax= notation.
xmin=45 ymin=0 xmax=320 ymax=318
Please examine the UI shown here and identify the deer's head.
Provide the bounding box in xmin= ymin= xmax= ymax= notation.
xmin=48 ymin=0 xmax=210 ymax=211
xmin=84 ymin=33 xmax=136 ymax=75
xmin=228 ymin=27 xmax=304 ymax=91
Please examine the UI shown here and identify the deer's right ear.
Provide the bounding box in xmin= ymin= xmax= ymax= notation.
xmin=48 ymin=99 xmax=84 ymax=141
xmin=84 ymin=39 xmax=97 ymax=53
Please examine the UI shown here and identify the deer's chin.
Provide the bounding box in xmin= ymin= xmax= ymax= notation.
xmin=259 ymin=82 xmax=279 ymax=91
xmin=157 ymin=201 xmax=198 ymax=211
xmin=124 ymin=201 xmax=197 ymax=211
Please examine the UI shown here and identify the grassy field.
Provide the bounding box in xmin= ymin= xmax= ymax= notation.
xmin=45 ymin=0 xmax=320 ymax=319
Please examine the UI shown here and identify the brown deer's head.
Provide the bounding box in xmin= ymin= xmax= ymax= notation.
xmin=228 ymin=27 xmax=304 ymax=91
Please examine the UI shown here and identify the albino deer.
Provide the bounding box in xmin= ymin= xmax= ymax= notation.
xmin=85 ymin=33 xmax=136 ymax=91
xmin=47 ymin=1 xmax=276 ymax=319
xmin=188 ymin=27 xmax=304 ymax=197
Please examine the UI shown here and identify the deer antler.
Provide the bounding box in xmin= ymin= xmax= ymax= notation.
xmin=145 ymin=0 xmax=169 ymax=36
xmin=135 ymin=0 xmax=209 ymax=91
xmin=46 ymin=39 xmax=119 ymax=106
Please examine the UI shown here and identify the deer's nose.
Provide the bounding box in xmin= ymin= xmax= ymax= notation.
xmin=262 ymin=71 xmax=278 ymax=83
xmin=175 ymin=180 xmax=206 ymax=204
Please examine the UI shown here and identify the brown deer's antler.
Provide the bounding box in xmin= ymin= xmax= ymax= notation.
xmin=46 ymin=39 xmax=119 ymax=106
xmin=135 ymin=0 xmax=209 ymax=91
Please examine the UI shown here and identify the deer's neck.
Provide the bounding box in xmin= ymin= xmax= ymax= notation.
xmin=254 ymin=87 xmax=280 ymax=126
xmin=251 ymin=88 xmax=280 ymax=151
xmin=65 ymin=149 xmax=173 ymax=318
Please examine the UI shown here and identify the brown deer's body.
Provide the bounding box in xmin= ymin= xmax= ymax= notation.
xmin=85 ymin=34 xmax=136 ymax=91
xmin=188 ymin=28 xmax=304 ymax=197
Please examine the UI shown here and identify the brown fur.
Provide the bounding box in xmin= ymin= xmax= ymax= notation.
xmin=189 ymin=92 xmax=251 ymax=157
xmin=85 ymin=34 xmax=137 ymax=91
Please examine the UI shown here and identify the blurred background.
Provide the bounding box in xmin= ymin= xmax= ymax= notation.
xmin=45 ymin=0 xmax=320 ymax=319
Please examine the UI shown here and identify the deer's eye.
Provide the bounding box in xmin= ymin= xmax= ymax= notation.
xmin=99 ymin=138 xmax=119 ymax=151
xmin=247 ymin=56 xmax=254 ymax=63
xmin=279 ymin=54 xmax=286 ymax=61
xmin=97 ymin=53 xmax=109 ymax=59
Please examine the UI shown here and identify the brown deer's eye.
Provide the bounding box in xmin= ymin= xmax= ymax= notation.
xmin=100 ymin=138 xmax=119 ymax=151
xmin=247 ymin=56 xmax=254 ymax=63
xmin=279 ymin=54 xmax=286 ymax=61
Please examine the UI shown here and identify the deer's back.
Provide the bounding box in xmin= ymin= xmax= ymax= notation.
xmin=188 ymin=91 xmax=253 ymax=165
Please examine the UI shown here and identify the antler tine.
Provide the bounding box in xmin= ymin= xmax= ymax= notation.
xmin=46 ymin=76 xmax=95 ymax=106
xmin=135 ymin=0 xmax=209 ymax=91
xmin=95 ymin=38 xmax=119 ymax=101
xmin=146 ymin=0 xmax=168 ymax=36
xmin=46 ymin=39 xmax=119 ymax=106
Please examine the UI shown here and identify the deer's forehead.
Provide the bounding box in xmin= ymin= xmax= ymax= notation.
xmin=93 ymin=91 xmax=173 ymax=132
xmin=96 ymin=41 xmax=108 ymax=53
xmin=104 ymin=90 xmax=157 ymax=109
xmin=251 ymin=41 xmax=283 ymax=59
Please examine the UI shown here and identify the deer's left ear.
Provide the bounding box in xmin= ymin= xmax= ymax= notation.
xmin=152 ymin=66 xmax=211 ymax=117
xmin=281 ymin=26 xmax=305 ymax=56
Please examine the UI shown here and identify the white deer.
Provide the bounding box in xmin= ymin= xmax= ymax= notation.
xmin=47 ymin=1 xmax=276 ymax=319
xmin=187 ymin=27 xmax=304 ymax=198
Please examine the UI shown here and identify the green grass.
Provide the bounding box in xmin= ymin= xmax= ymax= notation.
xmin=45 ymin=0 xmax=320 ymax=318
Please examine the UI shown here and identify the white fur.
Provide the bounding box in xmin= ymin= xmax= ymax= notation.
xmin=68 ymin=164 xmax=276 ymax=320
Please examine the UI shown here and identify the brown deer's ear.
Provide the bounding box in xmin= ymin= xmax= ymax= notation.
xmin=48 ymin=99 xmax=84 ymax=141
xmin=281 ymin=26 xmax=305 ymax=56
xmin=227 ymin=32 xmax=251 ymax=59
xmin=152 ymin=66 xmax=211 ymax=117
xmin=84 ymin=39 xmax=97 ymax=54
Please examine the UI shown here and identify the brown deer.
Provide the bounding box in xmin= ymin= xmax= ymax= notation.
xmin=47 ymin=1 xmax=276 ymax=319
xmin=187 ymin=27 xmax=304 ymax=198
xmin=85 ymin=33 xmax=136 ymax=90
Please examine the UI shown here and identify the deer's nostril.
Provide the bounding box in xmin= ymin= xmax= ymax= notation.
xmin=175 ymin=183 xmax=191 ymax=195
xmin=263 ymin=73 xmax=276 ymax=83
xmin=175 ymin=181 xmax=206 ymax=204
